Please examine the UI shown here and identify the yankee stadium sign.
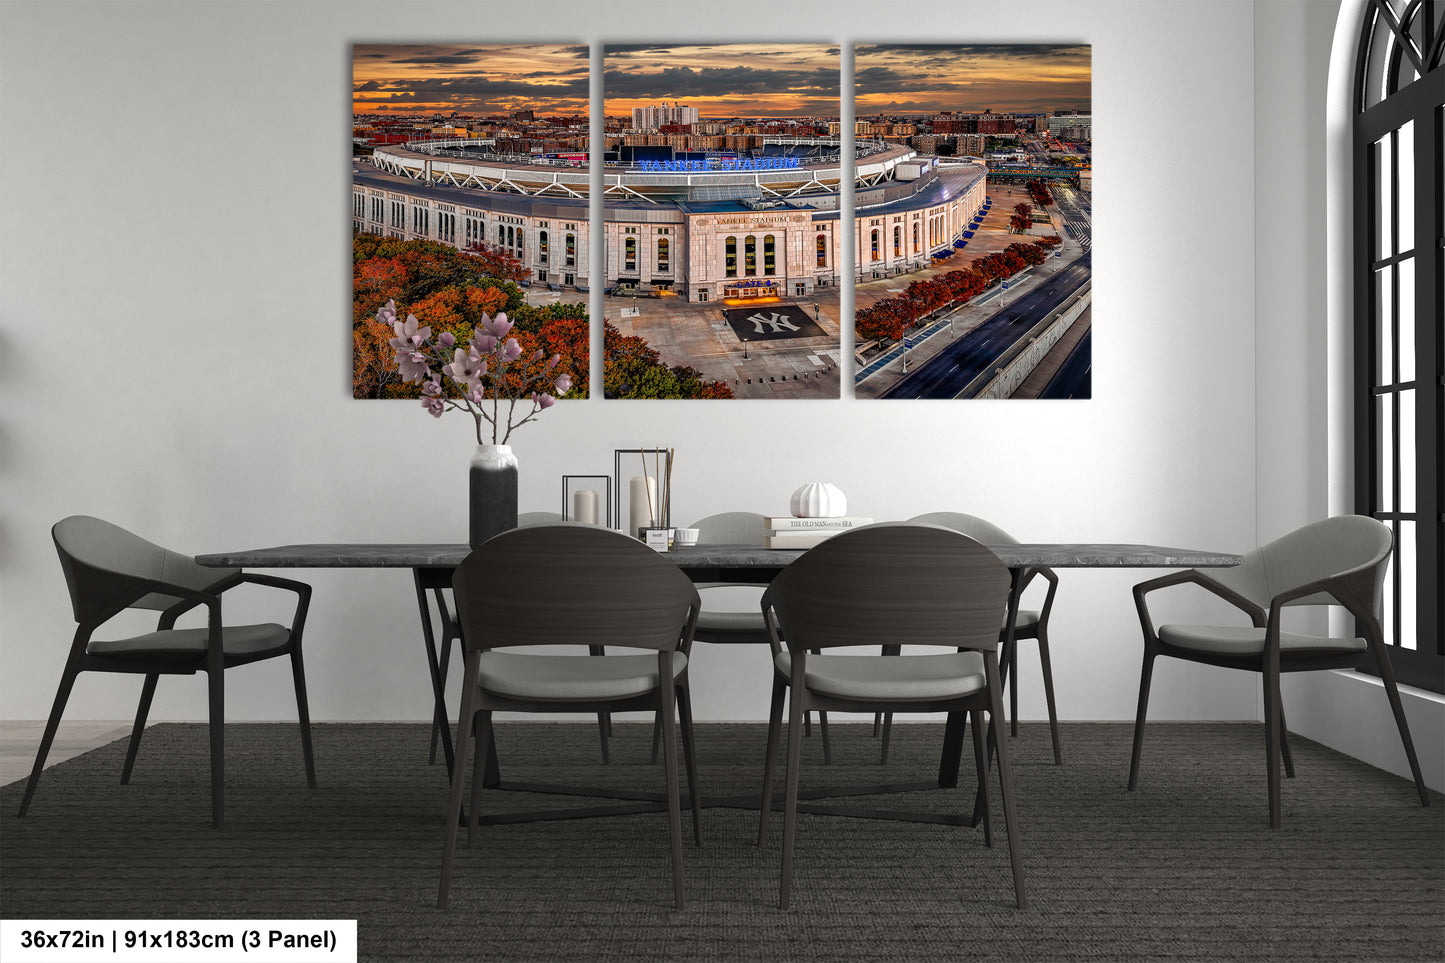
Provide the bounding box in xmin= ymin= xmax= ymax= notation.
xmin=636 ymin=157 xmax=802 ymax=173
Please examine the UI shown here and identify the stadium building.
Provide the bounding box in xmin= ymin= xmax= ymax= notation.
xmin=352 ymin=138 xmax=989 ymax=302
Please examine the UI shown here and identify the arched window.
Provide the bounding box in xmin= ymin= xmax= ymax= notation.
xmin=565 ymin=233 xmax=576 ymax=266
xmin=893 ymin=225 xmax=902 ymax=258
xmin=763 ymin=234 xmax=775 ymax=276
xmin=624 ymin=236 xmax=637 ymax=272
xmin=657 ymin=237 xmax=670 ymax=273
xmin=870 ymin=229 xmax=879 ymax=262
xmin=1353 ymin=0 xmax=1443 ymax=691
xmin=744 ymin=234 xmax=756 ymax=276
xmin=912 ymin=221 xmax=920 ymax=254
xmin=725 ymin=235 xmax=737 ymax=277
xmin=539 ymin=230 xmax=549 ymax=264
xmin=816 ymin=233 xmax=827 ymax=268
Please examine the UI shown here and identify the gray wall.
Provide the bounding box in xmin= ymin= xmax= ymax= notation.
xmin=0 ymin=0 xmax=1435 ymax=788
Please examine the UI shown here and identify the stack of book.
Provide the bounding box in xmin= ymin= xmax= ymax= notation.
xmin=763 ymin=515 xmax=874 ymax=549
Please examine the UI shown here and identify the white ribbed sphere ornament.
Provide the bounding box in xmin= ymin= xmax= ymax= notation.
xmin=790 ymin=482 xmax=847 ymax=518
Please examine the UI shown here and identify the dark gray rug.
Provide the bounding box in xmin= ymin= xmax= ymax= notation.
xmin=2 ymin=722 xmax=1440 ymax=962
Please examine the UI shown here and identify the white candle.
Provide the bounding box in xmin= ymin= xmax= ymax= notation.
xmin=629 ymin=476 xmax=657 ymax=536
xmin=573 ymin=489 xmax=599 ymax=525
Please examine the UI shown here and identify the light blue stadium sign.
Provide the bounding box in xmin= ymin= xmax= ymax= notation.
xmin=638 ymin=157 xmax=801 ymax=172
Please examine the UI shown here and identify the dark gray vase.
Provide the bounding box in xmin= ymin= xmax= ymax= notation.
xmin=469 ymin=444 xmax=518 ymax=548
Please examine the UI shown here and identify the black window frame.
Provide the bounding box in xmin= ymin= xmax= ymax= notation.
xmin=1352 ymin=0 xmax=1444 ymax=693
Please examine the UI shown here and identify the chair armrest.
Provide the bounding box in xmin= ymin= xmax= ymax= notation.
xmin=1263 ymin=566 xmax=1379 ymax=641
xmin=1133 ymin=569 xmax=1266 ymax=644
xmin=1035 ymin=566 xmax=1059 ymax=626
xmin=234 ymin=572 xmax=312 ymax=644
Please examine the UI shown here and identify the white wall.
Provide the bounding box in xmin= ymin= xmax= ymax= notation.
xmin=0 ymin=0 xmax=1272 ymax=734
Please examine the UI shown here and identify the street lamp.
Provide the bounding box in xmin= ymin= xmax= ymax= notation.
xmin=813 ymin=301 xmax=819 ymax=321
xmin=743 ymin=338 xmax=749 ymax=360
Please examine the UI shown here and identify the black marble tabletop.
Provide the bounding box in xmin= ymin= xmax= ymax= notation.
xmin=197 ymin=541 xmax=1241 ymax=570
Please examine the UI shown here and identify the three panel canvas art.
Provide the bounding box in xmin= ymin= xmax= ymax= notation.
xmin=352 ymin=43 xmax=1091 ymax=400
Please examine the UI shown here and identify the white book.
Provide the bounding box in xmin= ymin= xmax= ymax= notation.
xmin=765 ymin=532 xmax=845 ymax=549
xmin=764 ymin=516 xmax=873 ymax=531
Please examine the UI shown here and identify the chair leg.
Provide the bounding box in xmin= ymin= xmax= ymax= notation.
xmin=1127 ymin=650 xmax=1157 ymax=791
xmin=439 ymin=656 xmax=480 ymax=909
xmin=1009 ymin=642 xmax=1019 ymax=738
xmin=467 ymin=711 xmax=489 ymax=848
xmin=121 ymin=673 xmax=159 ymax=785
xmin=207 ymin=667 xmax=225 ymax=830
xmin=986 ymin=657 xmax=1027 ymax=910
xmin=290 ymin=650 xmax=317 ymax=789
xmin=878 ymin=645 xmax=900 ymax=764
xmin=676 ymin=682 xmax=703 ymax=847
xmin=590 ymin=646 xmax=610 ymax=764
xmin=1036 ymin=631 xmax=1062 ymax=765
xmin=658 ymin=658 xmax=685 ymax=910
xmin=649 ymin=712 xmax=662 ymax=765
xmin=780 ymin=681 xmax=807 ymax=910
xmin=1372 ymin=640 xmax=1431 ymax=807
xmin=970 ymin=709 xmax=992 ymax=848
xmin=17 ymin=661 xmax=81 ymax=817
xmin=1278 ymin=702 xmax=1295 ymax=779
xmin=1263 ymin=663 xmax=1283 ymax=828
xmin=757 ymin=678 xmax=787 ymax=848
xmin=817 ymin=710 xmax=831 ymax=765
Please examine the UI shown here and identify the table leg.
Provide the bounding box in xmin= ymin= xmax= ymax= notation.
xmin=414 ymin=569 xmax=457 ymax=777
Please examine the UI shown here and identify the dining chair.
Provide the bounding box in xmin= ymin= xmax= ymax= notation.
xmin=19 ymin=515 xmax=315 ymax=829
xmin=427 ymin=511 xmax=619 ymax=763
xmin=438 ymin=525 xmax=703 ymax=910
xmin=649 ymin=511 xmax=832 ymax=763
xmin=756 ymin=523 xmax=1025 ymax=909
xmin=1129 ymin=515 xmax=1430 ymax=827
xmin=896 ymin=512 xmax=1062 ymax=764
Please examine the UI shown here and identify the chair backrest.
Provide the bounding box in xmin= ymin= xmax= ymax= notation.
xmin=452 ymin=525 xmax=700 ymax=652
xmin=52 ymin=515 xmax=235 ymax=625
xmin=690 ymin=511 xmax=769 ymax=546
xmin=908 ymin=511 xmax=1018 ymax=546
xmin=761 ymin=523 xmax=1011 ymax=652
xmin=1208 ymin=515 xmax=1393 ymax=613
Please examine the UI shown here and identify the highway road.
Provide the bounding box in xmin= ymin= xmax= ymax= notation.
xmin=880 ymin=252 xmax=1092 ymax=399
xmin=1040 ymin=328 xmax=1092 ymax=399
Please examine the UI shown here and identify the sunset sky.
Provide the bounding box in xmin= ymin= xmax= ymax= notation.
xmin=353 ymin=44 xmax=589 ymax=115
xmin=604 ymin=44 xmax=839 ymax=118
xmin=854 ymin=44 xmax=1091 ymax=115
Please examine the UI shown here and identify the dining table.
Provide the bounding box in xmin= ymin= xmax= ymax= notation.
xmin=197 ymin=538 xmax=1242 ymax=825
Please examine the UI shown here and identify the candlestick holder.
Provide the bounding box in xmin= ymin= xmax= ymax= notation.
xmin=562 ymin=475 xmax=612 ymax=527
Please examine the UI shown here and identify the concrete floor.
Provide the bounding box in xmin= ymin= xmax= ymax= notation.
xmin=0 ymin=721 xmax=135 ymax=788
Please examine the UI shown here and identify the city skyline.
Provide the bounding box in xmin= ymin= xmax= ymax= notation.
xmin=353 ymin=43 xmax=589 ymax=115
xmin=605 ymin=43 xmax=839 ymax=118
xmin=854 ymin=44 xmax=1091 ymax=115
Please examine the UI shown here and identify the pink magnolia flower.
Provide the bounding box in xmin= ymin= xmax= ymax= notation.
xmin=421 ymin=395 xmax=445 ymax=418
xmin=531 ymin=392 xmax=556 ymax=410
xmin=443 ymin=347 xmax=487 ymax=392
xmin=501 ymin=338 xmax=523 ymax=362
xmin=473 ymin=333 xmax=498 ymax=353
xmin=553 ymin=373 xmax=573 ymax=395
xmin=438 ymin=331 xmax=455 ymax=348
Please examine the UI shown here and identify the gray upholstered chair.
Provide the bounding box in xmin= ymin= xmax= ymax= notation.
xmin=902 ymin=512 xmax=1061 ymax=764
xmin=1129 ymin=515 xmax=1430 ymax=827
xmin=438 ymin=525 xmax=703 ymax=910
xmin=649 ymin=511 xmax=832 ymax=763
xmin=19 ymin=516 xmax=315 ymax=828
xmin=757 ymin=524 xmax=1025 ymax=909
